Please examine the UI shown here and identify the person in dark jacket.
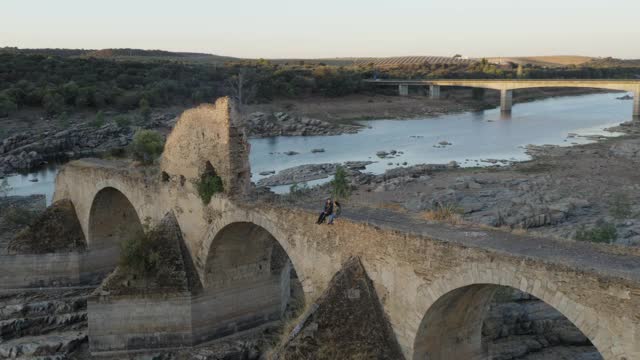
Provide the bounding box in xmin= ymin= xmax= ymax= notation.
xmin=316 ymin=198 xmax=333 ymax=224
xmin=327 ymin=200 xmax=341 ymax=225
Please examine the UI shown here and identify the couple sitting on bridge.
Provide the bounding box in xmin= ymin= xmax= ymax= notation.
xmin=316 ymin=198 xmax=341 ymax=225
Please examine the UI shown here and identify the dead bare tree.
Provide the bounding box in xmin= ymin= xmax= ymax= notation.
xmin=225 ymin=69 xmax=256 ymax=109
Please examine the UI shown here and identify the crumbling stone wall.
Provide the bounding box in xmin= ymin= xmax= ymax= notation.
xmin=160 ymin=97 xmax=251 ymax=197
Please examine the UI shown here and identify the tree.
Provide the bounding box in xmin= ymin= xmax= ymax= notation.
xmin=0 ymin=178 xmax=12 ymax=197
xmin=89 ymin=110 xmax=106 ymax=128
xmin=139 ymin=98 xmax=151 ymax=122
xmin=330 ymin=165 xmax=351 ymax=200
xmin=225 ymin=69 xmax=257 ymax=106
xmin=43 ymin=92 xmax=65 ymax=116
xmin=130 ymin=129 xmax=164 ymax=165
xmin=516 ymin=64 xmax=525 ymax=78
xmin=0 ymin=94 xmax=17 ymax=118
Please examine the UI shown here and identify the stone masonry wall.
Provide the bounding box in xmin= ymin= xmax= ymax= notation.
xmin=160 ymin=97 xmax=251 ymax=197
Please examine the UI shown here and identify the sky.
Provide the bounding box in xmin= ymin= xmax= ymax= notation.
xmin=2 ymin=0 xmax=639 ymax=59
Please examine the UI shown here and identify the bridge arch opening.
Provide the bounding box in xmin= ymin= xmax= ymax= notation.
xmin=194 ymin=221 xmax=304 ymax=343
xmin=86 ymin=187 xmax=144 ymax=281
xmin=412 ymin=284 xmax=603 ymax=360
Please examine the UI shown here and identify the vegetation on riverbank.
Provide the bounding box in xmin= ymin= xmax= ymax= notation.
xmin=1 ymin=49 xmax=639 ymax=119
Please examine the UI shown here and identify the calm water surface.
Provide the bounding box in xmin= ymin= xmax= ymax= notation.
xmin=251 ymin=93 xmax=630 ymax=187
xmin=3 ymin=93 xmax=634 ymax=201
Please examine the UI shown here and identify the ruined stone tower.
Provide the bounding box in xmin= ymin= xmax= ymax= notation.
xmin=160 ymin=97 xmax=251 ymax=196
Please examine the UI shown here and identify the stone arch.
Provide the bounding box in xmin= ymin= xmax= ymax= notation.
xmin=192 ymin=218 xmax=305 ymax=343
xmin=411 ymin=264 xmax=616 ymax=360
xmin=85 ymin=187 xmax=144 ymax=281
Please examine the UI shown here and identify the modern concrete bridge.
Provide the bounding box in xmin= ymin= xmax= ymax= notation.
xmin=6 ymin=97 xmax=640 ymax=359
xmin=366 ymin=79 xmax=640 ymax=118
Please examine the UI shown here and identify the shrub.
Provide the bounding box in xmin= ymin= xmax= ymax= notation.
xmin=330 ymin=165 xmax=351 ymax=200
xmin=114 ymin=115 xmax=132 ymax=128
xmin=609 ymin=192 xmax=632 ymax=220
xmin=0 ymin=94 xmax=17 ymax=117
xmin=197 ymin=173 xmax=224 ymax=204
xmin=43 ymin=91 xmax=65 ymax=116
xmin=4 ymin=207 xmax=37 ymax=228
xmin=139 ymin=98 xmax=151 ymax=122
xmin=423 ymin=203 xmax=464 ymax=224
xmin=288 ymin=182 xmax=311 ymax=199
xmin=56 ymin=112 xmax=71 ymax=127
xmin=574 ymin=220 xmax=617 ymax=244
xmin=0 ymin=179 xmax=11 ymax=197
xmin=119 ymin=232 xmax=161 ymax=275
xmin=89 ymin=110 xmax=106 ymax=128
xmin=130 ymin=129 xmax=164 ymax=165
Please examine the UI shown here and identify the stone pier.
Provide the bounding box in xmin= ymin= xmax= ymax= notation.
xmin=430 ymin=85 xmax=441 ymax=99
xmin=398 ymin=84 xmax=409 ymax=96
xmin=500 ymin=89 xmax=513 ymax=114
xmin=634 ymin=88 xmax=639 ymax=119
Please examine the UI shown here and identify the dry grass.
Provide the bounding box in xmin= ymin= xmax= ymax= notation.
xmin=265 ymin=301 xmax=315 ymax=360
xmin=421 ymin=203 xmax=464 ymax=225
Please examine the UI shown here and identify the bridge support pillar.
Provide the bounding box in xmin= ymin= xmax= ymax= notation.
xmin=430 ymin=85 xmax=441 ymax=99
xmin=634 ymin=88 xmax=639 ymax=120
xmin=500 ymin=89 xmax=513 ymax=114
xmin=398 ymin=84 xmax=409 ymax=96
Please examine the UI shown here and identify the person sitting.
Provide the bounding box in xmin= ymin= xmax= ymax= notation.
xmin=327 ymin=200 xmax=341 ymax=225
xmin=316 ymin=198 xmax=333 ymax=224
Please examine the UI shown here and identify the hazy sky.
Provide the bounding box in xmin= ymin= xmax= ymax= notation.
xmin=2 ymin=0 xmax=639 ymax=59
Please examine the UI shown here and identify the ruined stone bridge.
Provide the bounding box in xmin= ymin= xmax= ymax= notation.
xmin=13 ymin=98 xmax=640 ymax=359
xmin=365 ymin=79 xmax=640 ymax=117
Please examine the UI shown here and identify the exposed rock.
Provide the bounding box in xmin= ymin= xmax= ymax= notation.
xmin=610 ymin=139 xmax=640 ymax=161
xmin=0 ymin=123 xmax=130 ymax=176
xmin=311 ymin=148 xmax=325 ymax=153
xmin=245 ymin=111 xmax=361 ymax=138
xmin=483 ymin=288 xmax=601 ymax=360
xmin=258 ymin=162 xmax=374 ymax=187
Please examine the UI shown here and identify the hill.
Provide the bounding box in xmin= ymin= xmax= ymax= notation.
xmin=486 ymin=56 xmax=593 ymax=67
xmin=0 ymin=47 xmax=239 ymax=64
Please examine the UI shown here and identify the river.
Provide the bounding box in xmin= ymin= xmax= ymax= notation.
xmin=2 ymin=92 xmax=633 ymax=203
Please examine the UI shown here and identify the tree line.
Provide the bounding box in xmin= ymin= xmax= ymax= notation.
xmin=1 ymin=53 xmax=638 ymax=118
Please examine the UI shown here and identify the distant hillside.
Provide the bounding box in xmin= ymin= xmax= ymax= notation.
xmin=486 ymin=56 xmax=593 ymax=67
xmin=0 ymin=47 xmax=91 ymax=58
xmin=352 ymin=56 xmax=475 ymax=67
xmin=586 ymin=57 xmax=640 ymax=68
xmin=0 ymin=47 xmax=239 ymax=64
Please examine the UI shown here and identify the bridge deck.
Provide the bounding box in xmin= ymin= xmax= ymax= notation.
xmin=291 ymin=202 xmax=640 ymax=284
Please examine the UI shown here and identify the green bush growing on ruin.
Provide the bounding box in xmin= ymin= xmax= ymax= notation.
xmin=197 ymin=173 xmax=224 ymax=205
xmin=119 ymin=232 xmax=161 ymax=276
xmin=330 ymin=165 xmax=351 ymax=200
xmin=609 ymin=192 xmax=632 ymax=220
xmin=574 ymin=220 xmax=617 ymax=244
xmin=130 ymin=129 xmax=164 ymax=165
